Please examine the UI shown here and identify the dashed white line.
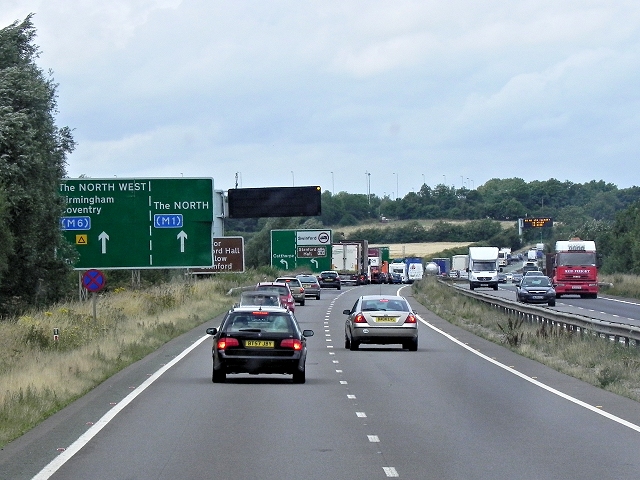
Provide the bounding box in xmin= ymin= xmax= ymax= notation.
xmin=356 ymin=411 xmax=367 ymax=417
xmin=367 ymin=435 xmax=380 ymax=442
xmin=383 ymin=466 xmax=399 ymax=477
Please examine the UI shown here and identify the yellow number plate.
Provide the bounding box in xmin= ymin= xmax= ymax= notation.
xmin=244 ymin=340 xmax=275 ymax=348
xmin=374 ymin=316 xmax=397 ymax=323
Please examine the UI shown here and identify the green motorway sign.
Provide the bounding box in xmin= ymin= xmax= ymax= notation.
xmin=270 ymin=229 xmax=332 ymax=273
xmin=60 ymin=178 xmax=214 ymax=269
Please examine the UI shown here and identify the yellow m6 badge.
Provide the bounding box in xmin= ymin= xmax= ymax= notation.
xmin=76 ymin=235 xmax=88 ymax=245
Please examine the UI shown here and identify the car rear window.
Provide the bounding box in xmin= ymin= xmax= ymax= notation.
xmin=256 ymin=285 xmax=289 ymax=296
xmin=298 ymin=276 xmax=317 ymax=282
xmin=226 ymin=312 xmax=293 ymax=333
xmin=361 ymin=299 xmax=409 ymax=312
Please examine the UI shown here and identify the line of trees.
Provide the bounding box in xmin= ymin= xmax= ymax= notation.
xmin=0 ymin=16 xmax=76 ymax=315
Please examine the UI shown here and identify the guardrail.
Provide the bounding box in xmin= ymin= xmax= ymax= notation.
xmin=446 ymin=282 xmax=640 ymax=349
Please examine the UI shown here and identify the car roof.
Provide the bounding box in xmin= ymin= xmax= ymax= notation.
xmin=360 ymin=294 xmax=406 ymax=301
xmin=256 ymin=281 xmax=289 ymax=287
xmin=229 ymin=305 xmax=290 ymax=313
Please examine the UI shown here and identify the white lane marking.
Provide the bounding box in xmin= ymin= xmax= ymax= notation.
xmin=32 ymin=334 xmax=210 ymax=480
xmin=336 ymin=369 xmax=343 ymax=373
xmin=383 ymin=466 xmax=399 ymax=477
xmin=347 ymin=394 xmax=356 ymax=399
xmin=356 ymin=412 xmax=367 ymax=417
xmin=600 ymin=296 xmax=640 ymax=307
xmin=368 ymin=435 xmax=380 ymax=442
xmin=340 ymin=380 xmax=348 ymax=384
xmin=416 ymin=314 xmax=640 ymax=433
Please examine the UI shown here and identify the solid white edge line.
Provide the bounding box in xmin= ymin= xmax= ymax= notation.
xmin=416 ymin=314 xmax=640 ymax=433
xmin=32 ymin=334 xmax=211 ymax=479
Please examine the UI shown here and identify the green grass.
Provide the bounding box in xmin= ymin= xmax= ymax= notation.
xmin=412 ymin=277 xmax=640 ymax=403
xmin=0 ymin=271 xmax=264 ymax=447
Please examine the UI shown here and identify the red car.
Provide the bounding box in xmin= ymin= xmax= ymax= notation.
xmin=255 ymin=282 xmax=296 ymax=312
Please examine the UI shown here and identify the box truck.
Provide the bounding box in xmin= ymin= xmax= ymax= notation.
xmin=468 ymin=246 xmax=500 ymax=291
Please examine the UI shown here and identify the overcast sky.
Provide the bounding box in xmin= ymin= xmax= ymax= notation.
xmin=3 ymin=1 xmax=640 ymax=197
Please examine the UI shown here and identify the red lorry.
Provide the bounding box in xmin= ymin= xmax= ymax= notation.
xmin=551 ymin=239 xmax=599 ymax=299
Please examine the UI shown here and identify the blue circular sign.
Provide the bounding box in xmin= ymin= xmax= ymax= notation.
xmin=82 ymin=269 xmax=106 ymax=292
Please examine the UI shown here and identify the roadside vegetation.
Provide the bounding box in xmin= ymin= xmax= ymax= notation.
xmin=412 ymin=277 xmax=640 ymax=403
xmin=0 ymin=270 xmax=269 ymax=448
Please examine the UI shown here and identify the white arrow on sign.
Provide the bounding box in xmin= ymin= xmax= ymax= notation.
xmin=310 ymin=259 xmax=318 ymax=268
xmin=98 ymin=232 xmax=109 ymax=254
xmin=280 ymin=258 xmax=289 ymax=269
xmin=177 ymin=231 xmax=187 ymax=253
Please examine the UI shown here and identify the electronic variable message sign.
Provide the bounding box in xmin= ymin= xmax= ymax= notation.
xmin=228 ymin=186 xmax=322 ymax=218
xmin=60 ymin=178 xmax=214 ymax=269
xmin=522 ymin=217 xmax=553 ymax=228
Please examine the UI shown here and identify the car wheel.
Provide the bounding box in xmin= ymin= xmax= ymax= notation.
xmin=300 ymin=299 xmax=305 ymax=306
xmin=349 ymin=339 xmax=359 ymax=351
xmin=212 ymin=367 xmax=226 ymax=383
xmin=337 ymin=286 xmax=341 ymax=290
xmin=316 ymin=294 xmax=321 ymax=300
xmin=292 ymin=368 xmax=306 ymax=384
xmin=548 ymin=300 xmax=556 ymax=307
xmin=406 ymin=338 xmax=418 ymax=351
xmin=344 ymin=333 xmax=351 ymax=349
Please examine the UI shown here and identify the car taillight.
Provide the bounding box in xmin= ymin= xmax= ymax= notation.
xmin=405 ymin=314 xmax=417 ymax=324
xmin=217 ymin=337 xmax=239 ymax=350
xmin=281 ymin=338 xmax=303 ymax=350
xmin=354 ymin=313 xmax=367 ymax=323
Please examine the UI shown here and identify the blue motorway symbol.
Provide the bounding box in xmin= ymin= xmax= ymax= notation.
xmin=154 ymin=214 xmax=184 ymax=228
xmin=61 ymin=216 xmax=91 ymax=231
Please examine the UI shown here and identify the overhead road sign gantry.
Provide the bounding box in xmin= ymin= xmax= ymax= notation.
xmin=60 ymin=178 xmax=214 ymax=270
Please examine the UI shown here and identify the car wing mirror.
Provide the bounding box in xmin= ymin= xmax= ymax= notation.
xmin=206 ymin=327 xmax=218 ymax=335
xmin=343 ymin=309 xmax=351 ymax=315
xmin=303 ymin=329 xmax=314 ymax=337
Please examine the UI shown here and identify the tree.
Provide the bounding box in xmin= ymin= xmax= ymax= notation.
xmin=0 ymin=15 xmax=75 ymax=313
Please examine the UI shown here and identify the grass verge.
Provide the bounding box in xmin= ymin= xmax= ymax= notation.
xmin=0 ymin=271 xmax=263 ymax=448
xmin=412 ymin=277 xmax=640 ymax=403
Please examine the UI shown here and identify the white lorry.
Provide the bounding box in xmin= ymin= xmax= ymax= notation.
xmin=498 ymin=248 xmax=511 ymax=267
xmin=451 ymin=254 xmax=469 ymax=278
xmin=467 ymin=246 xmax=500 ymax=291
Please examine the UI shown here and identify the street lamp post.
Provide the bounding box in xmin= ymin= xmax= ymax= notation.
xmin=392 ymin=173 xmax=398 ymax=199
xmin=422 ymin=174 xmax=426 ymax=186
xmin=331 ymin=171 xmax=334 ymax=195
xmin=291 ymin=171 xmax=294 ymax=187
xmin=443 ymin=174 xmax=446 ymax=186
xmin=365 ymin=171 xmax=371 ymax=204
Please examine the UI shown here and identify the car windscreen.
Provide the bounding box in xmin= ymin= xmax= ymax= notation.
xmin=225 ymin=312 xmax=293 ymax=333
xmin=523 ymin=278 xmax=551 ymax=287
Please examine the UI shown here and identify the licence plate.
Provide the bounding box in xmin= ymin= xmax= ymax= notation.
xmin=374 ymin=316 xmax=397 ymax=323
xmin=531 ymin=295 xmax=543 ymax=300
xmin=572 ymin=286 xmax=582 ymax=290
xmin=244 ymin=340 xmax=274 ymax=348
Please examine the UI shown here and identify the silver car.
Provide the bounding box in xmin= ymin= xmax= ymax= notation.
xmin=343 ymin=295 xmax=418 ymax=351
xmin=296 ymin=274 xmax=321 ymax=300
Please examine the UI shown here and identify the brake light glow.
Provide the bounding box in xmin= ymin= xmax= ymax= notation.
xmin=281 ymin=338 xmax=303 ymax=350
xmin=354 ymin=314 xmax=367 ymax=323
xmin=405 ymin=314 xmax=417 ymax=324
xmin=251 ymin=311 xmax=269 ymax=316
xmin=217 ymin=337 xmax=240 ymax=350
